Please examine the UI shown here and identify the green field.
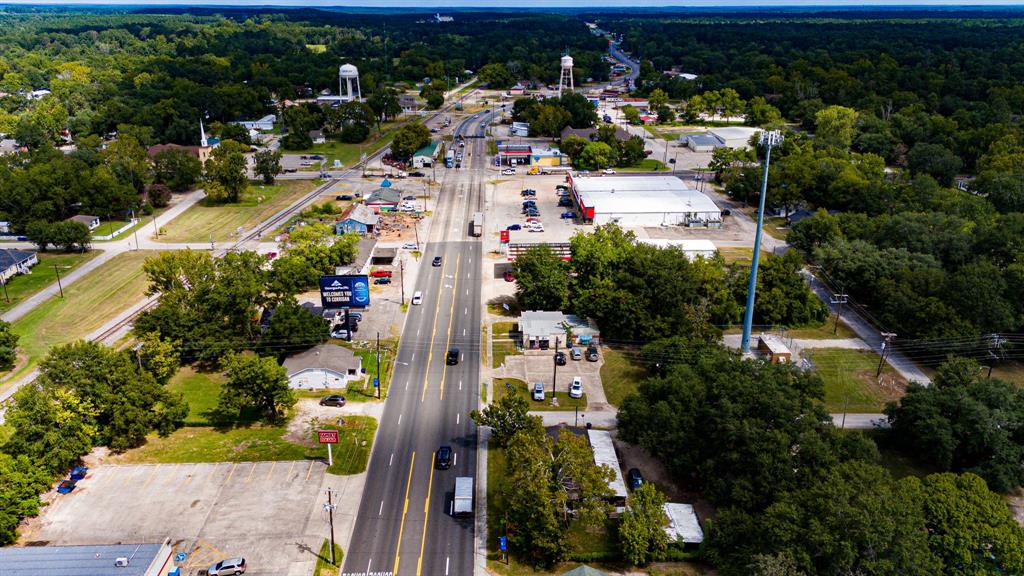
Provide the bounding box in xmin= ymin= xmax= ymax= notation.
xmin=491 ymin=321 xmax=519 ymax=369
xmin=808 ymin=348 xmax=906 ymax=412
xmin=616 ymin=158 xmax=668 ymax=172
xmin=285 ymin=119 xmax=419 ymax=171
xmin=493 ymin=377 xmax=588 ymax=411
xmin=167 ymin=367 xmax=226 ymax=426
xmin=91 ymin=210 xmax=167 ymax=242
xmin=599 ymin=346 xmax=649 ymax=406
xmin=158 ymin=179 xmax=319 ymax=242
xmin=2 ymin=251 xmax=153 ymax=385
xmin=0 ymin=252 xmax=99 ymax=315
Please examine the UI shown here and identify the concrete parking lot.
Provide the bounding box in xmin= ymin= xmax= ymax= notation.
xmin=25 ymin=462 xmax=331 ymax=576
xmin=490 ymin=174 xmax=581 ymax=247
xmin=502 ymin=349 xmax=608 ymax=406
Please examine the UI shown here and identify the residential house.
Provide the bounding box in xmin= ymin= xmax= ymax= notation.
xmin=67 ymin=214 xmax=100 ymax=231
xmin=0 ymin=249 xmax=38 ymax=283
xmin=363 ymin=186 xmax=404 ymax=211
xmin=309 ymin=130 xmax=326 ymax=145
xmin=334 ymin=204 xmax=379 ymax=235
xmin=283 ymin=344 xmax=363 ymax=390
xmin=399 ymin=94 xmax=421 ymax=115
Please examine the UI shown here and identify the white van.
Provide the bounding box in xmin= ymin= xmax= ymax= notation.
xmin=412 ymin=291 xmax=423 ymax=305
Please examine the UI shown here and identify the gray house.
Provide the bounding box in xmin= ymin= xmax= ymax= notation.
xmin=0 ymin=249 xmax=38 ymax=283
xmin=283 ymin=344 xmax=363 ymax=390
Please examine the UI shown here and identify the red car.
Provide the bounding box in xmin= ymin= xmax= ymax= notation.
xmin=369 ymin=270 xmax=393 ymax=278
xmin=504 ymin=270 xmax=515 ymax=282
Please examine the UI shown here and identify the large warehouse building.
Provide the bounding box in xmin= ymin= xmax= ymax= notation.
xmin=569 ymin=175 xmax=722 ymax=227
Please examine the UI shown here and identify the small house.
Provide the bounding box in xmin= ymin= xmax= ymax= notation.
xmin=587 ymin=429 xmax=628 ymax=510
xmin=758 ymin=334 xmax=792 ymax=364
xmin=363 ymin=186 xmax=403 ymax=211
xmin=283 ymin=344 xmax=363 ymax=390
xmin=309 ymin=130 xmax=326 ymax=145
xmin=663 ymin=503 xmax=704 ymax=545
xmin=412 ymin=140 xmax=439 ymax=168
xmin=67 ymin=214 xmax=100 ymax=231
xmin=0 ymin=249 xmax=38 ymax=283
xmin=334 ymin=204 xmax=379 ymax=235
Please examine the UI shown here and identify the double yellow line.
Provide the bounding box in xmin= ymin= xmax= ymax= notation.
xmin=421 ymin=254 xmax=461 ymax=402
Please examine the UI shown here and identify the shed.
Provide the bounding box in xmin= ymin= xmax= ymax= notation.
xmin=519 ymin=310 xmax=600 ymax=349
xmin=663 ymin=502 xmax=705 ymax=545
xmin=335 ymin=204 xmax=379 ymax=235
xmin=67 ymin=214 xmax=101 ymax=231
xmin=283 ymin=344 xmax=362 ymax=390
xmin=587 ymin=429 xmax=628 ymax=507
xmin=0 ymin=248 xmax=38 ymax=283
xmin=758 ymin=334 xmax=792 ymax=364
xmin=0 ymin=540 xmax=174 ymax=576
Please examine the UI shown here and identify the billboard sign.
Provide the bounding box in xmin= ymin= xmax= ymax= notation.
xmin=319 ymin=275 xmax=370 ymax=309
xmin=318 ymin=429 xmax=339 ymax=444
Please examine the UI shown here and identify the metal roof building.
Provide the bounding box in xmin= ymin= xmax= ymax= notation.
xmin=570 ymin=175 xmax=721 ymax=227
xmin=663 ymin=503 xmax=705 ymax=545
xmin=0 ymin=541 xmax=174 ymax=576
xmin=586 ymin=429 xmax=628 ymax=505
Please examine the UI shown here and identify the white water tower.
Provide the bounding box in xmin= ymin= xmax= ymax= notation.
xmin=558 ymin=53 xmax=574 ymax=97
xmin=339 ymin=63 xmax=362 ymax=102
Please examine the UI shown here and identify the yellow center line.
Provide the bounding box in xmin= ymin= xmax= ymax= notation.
xmin=439 ymin=254 xmax=462 ymax=401
xmin=421 ymin=254 xmax=452 ymax=402
xmin=416 ymin=452 xmax=438 ymax=576
xmin=393 ymin=452 xmax=416 ymax=576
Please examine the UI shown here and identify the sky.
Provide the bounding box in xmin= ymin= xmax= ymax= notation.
xmin=2 ymin=0 xmax=1023 ymax=6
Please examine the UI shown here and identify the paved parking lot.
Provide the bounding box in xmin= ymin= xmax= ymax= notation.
xmin=26 ymin=461 xmax=331 ymax=576
xmin=502 ymin=350 xmax=608 ymax=406
xmin=490 ymin=174 xmax=581 ymax=246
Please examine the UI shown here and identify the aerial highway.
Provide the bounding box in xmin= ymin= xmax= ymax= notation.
xmin=342 ymin=110 xmax=491 ymax=576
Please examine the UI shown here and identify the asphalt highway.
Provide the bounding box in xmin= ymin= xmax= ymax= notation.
xmin=342 ymin=111 xmax=490 ymax=576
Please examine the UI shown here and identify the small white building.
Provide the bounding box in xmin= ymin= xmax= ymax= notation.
xmin=67 ymin=214 xmax=101 ymax=231
xmin=663 ymin=503 xmax=704 ymax=545
xmin=309 ymin=130 xmax=326 ymax=145
xmin=571 ymin=175 xmax=721 ymax=227
xmin=511 ymin=122 xmax=529 ymax=137
xmin=707 ymin=126 xmax=761 ymax=150
xmin=587 ymin=429 xmax=628 ymax=508
xmin=283 ymin=344 xmax=363 ymax=390
xmin=519 ymin=310 xmax=600 ymax=349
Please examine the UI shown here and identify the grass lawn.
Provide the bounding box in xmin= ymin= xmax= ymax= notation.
xmin=0 ymin=251 xmax=100 ymax=315
xmin=493 ymin=377 xmax=588 ymax=412
xmin=317 ymin=416 xmax=377 ymax=475
xmin=807 ymin=348 xmax=907 ymax=413
xmin=716 ymin=247 xmax=755 ymax=264
xmin=91 ymin=209 xmax=169 ymax=242
xmin=784 ymin=317 xmax=857 ymax=340
xmin=3 ymin=251 xmax=153 ymax=385
xmin=286 ymin=120 xmax=418 ymax=171
xmin=600 ymin=346 xmax=648 ymax=406
xmin=990 ymin=360 xmax=1024 ymax=387
xmin=314 ymin=539 xmax=344 ymax=576
xmin=491 ymin=321 xmax=519 ymax=369
xmin=763 ymin=216 xmax=789 ymax=241
xmin=617 ymin=159 xmax=667 ymax=172
xmin=167 ymin=366 xmax=225 ymax=426
xmin=342 ymin=339 xmax=397 ymax=401
xmin=158 ymin=179 xmax=319 ymax=242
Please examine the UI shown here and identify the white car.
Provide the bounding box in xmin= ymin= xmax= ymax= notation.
xmin=569 ymin=377 xmax=583 ymax=399
xmin=412 ymin=291 xmax=423 ymax=305
xmin=401 ymin=242 xmax=419 ymax=250
xmin=330 ymin=327 xmax=349 ymax=339
xmin=528 ymin=223 xmax=545 ymax=232
xmin=602 ymin=168 xmax=616 ymax=174
xmin=501 ymin=168 xmax=515 ymax=175
xmin=532 ymin=382 xmax=545 ymax=401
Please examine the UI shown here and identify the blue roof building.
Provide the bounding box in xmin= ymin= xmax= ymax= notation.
xmin=0 ymin=541 xmax=174 ymax=576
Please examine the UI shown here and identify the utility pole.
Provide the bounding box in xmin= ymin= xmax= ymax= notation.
xmin=131 ymin=209 xmax=140 ymax=251
xmin=324 ymin=487 xmax=337 ymax=565
xmin=740 ymin=130 xmax=783 ymax=354
xmin=551 ymin=337 xmax=559 ymax=399
xmin=830 ymin=291 xmax=849 ymax=335
xmin=876 ymin=332 xmax=897 ymax=377
xmin=54 ymin=265 xmax=65 ymax=299
xmin=376 ymin=331 xmax=381 ymax=399
xmin=399 ymin=259 xmax=405 ymax=305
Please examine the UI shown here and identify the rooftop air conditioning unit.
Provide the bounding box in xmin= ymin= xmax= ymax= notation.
xmin=115 ymin=557 xmax=130 ymax=567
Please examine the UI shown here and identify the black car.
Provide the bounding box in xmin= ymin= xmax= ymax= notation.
xmin=554 ymin=351 xmax=566 ymax=366
xmin=436 ymin=445 xmax=453 ymax=469
xmin=432 ymin=256 xmax=443 ymax=267
xmin=446 ymin=348 xmax=460 ymax=365
xmin=558 ymin=198 xmax=573 ymax=207
xmin=374 ymin=277 xmax=391 ymax=285
xmin=320 ymin=395 xmax=346 ymax=407
xmin=336 ymin=194 xmax=353 ymax=201
xmin=586 ymin=346 xmax=599 ymax=362
xmin=627 ymin=468 xmax=644 ymax=490
xmin=409 ymin=171 xmax=426 ymax=177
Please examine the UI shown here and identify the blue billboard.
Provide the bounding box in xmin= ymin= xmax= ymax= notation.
xmin=319 ymin=275 xmax=370 ymax=309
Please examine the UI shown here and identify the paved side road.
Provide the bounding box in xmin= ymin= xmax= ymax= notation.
xmin=528 ymin=409 xmax=888 ymax=430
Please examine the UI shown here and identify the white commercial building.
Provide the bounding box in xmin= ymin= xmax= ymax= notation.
xmin=283 ymin=344 xmax=363 ymax=389
xmin=234 ymin=114 xmax=276 ymax=131
xmin=571 ymin=175 xmax=721 ymax=227
xmin=707 ymin=126 xmax=761 ymax=150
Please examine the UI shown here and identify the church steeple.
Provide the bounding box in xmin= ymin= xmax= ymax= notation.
xmin=199 ymin=118 xmax=208 ymax=147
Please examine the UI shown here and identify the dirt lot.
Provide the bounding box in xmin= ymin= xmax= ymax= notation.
xmin=22 ymin=461 xmax=330 ymax=576
xmin=613 ymin=438 xmax=716 ymax=529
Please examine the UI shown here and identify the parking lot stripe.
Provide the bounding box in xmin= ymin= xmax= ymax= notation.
xmin=245 ymin=462 xmax=257 ymax=483
xmin=142 ymin=465 xmax=159 ymax=487
xmin=225 ymin=462 xmax=238 ymax=483
xmin=267 ymin=461 xmax=276 ymax=480
xmin=122 ymin=465 xmax=143 ymax=487
xmin=180 ymin=463 xmax=197 ymax=487
xmin=305 ymin=461 xmax=315 ymax=482
xmin=288 ymin=461 xmax=296 ymax=480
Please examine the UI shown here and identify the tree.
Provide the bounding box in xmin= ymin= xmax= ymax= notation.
xmin=647 ymin=88 xmax=669 ymax=110
xmin=478 ymin=63 xmax=516 ymax=89
xmin=907 ymin=142 xmax=962 ymax=186
xmin=619 ymin=483 xmax=670 ymax=565
xmin=576 ymin=141 xmax=615 ymax=171
xmin=530 ymin=104 xmax=571 ymax=137
xmin=622 ymin=105 xmax=641 ymax=125
xmin=281 ymin=106 xmax=316 ymax=150
xmin=0 ymin=453 xmax=50 ymax=545
xmin=259 ymin=297 xmax=329 ymax=357
xmin=253 ymin=149 xmax=282 ymax=185
xmin=0 ymin=320 xmax=18 ymax=371
xmin=470 ymin=393 xmax=540 ymax=448
xmin=219 ymin=122 xmax=252 ymax=146
xmin=559 ymin=92 xmax=598 ymax=129
xmin=560 ymin=134 xmax=588 ymax=160
xmin=13 ymin=115 xmax=47 ymax=149
xmin=47 ymin=221 xmax=91 ymax=252
xmin=730 ymin=250 xmax=829 ymax=327
xmin=390 ymin=122 xmax=431 ymax=160
xmin=367 ymin=89 xmax=401 ymax=127
xmin=884 ymin=357 xmax=1024 ymax=492
xmin=619 ymin=135 xmax=647 ymax=167
xmin=153 ymin=147 xmax=202 ymax=192
xmin=3 ymin=381 xmax=97 ymax=473
xmin=512 ymin=245 xmax=569 ymax=310
xmin=218 ymin=352 xmax=295 ymax=421
xmin=746 ymin=96 xmax=782 ymax=127
xmin=814 ymin=105 xmax=858 ymax=149
xmin=146 ymin=183 xmax=172 ymax=208
xmin=135 ymin=331 xmax=180 ymax=385
xmin=204 ymin=140 xmax=248 ymax=203
xmin=102 ymin=134 xmax=152 ymax=194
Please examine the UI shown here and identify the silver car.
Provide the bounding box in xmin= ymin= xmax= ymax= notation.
xmin=532 ymin=382 xmax=545 ymax=401
xmin=208 ymin=557 xmax=246 ymax=576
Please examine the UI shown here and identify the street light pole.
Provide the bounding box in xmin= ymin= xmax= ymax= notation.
xmin=324 ymin=487 xmax=337 ymax=565
xmin=551 ymin=337 xmax=559 ymax=399
xmin=740 ymin=130 xmax=783 ymax=354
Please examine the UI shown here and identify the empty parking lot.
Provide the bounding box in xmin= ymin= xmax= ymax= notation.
xmin=25 ymin=461 xmax=330 ymax=576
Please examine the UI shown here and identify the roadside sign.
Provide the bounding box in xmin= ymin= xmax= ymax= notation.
xmin=373 ymin=377 xmax=380 ymax=388
xmin=318 ymin=429 xmax=339 ymax=444
xmin=500 ymin=230 xmax=510 ymax=243
xmin=499 ymin=536 xmax=507 ymax=552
